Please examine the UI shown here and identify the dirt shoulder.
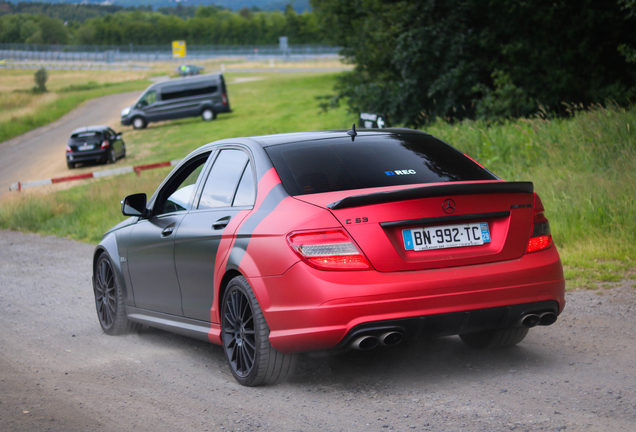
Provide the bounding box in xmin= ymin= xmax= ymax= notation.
xmin=0 ymin=229 xmax=635 ymax=431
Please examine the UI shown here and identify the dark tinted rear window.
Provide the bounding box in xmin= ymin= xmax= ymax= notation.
xmin=265 ymin=133 xmax=496 ymax=196
xmin=70 ymin=131 xmax=102 ymax=143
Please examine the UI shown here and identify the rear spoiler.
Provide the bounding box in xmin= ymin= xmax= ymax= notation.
xmin=327 ymin=181 xmax=534 ymax=210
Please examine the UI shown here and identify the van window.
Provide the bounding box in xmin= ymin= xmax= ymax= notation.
xmin=139 ymin=91 xmax=156 ymax=107
xmin=161 ymin=85 xmax=218 ymax=101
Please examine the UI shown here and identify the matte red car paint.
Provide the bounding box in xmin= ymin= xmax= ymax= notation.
xmin=255 ymin=245 xmax=565 ymax=353
xmin=205 ymin=174 xmax=565 ymax=353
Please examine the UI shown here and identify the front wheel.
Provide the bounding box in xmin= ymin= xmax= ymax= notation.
xmin=201 ymin=108 xmax=216 ymax=122
xmin=93 ymin=252 xmax=139 ymax=335
xmin=221 ymin=276 xmax=296 ymax=386
xmin=132 ymin=117 xmax=146 ymax=130
xmin=459 ymin=327 xmax=529 ymax=350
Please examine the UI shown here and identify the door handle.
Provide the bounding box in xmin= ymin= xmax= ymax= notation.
xmin=212 ymin=216 xmax=231 ymax=230
xmin=161 ymin=224 xmax=176 ymax=237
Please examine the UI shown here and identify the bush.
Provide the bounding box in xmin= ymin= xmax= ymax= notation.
xmin=33 ymin=67 xmax=48 ymax=93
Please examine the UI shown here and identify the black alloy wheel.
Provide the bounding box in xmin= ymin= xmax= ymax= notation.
xmin=221 ymin=276 xmax=296 ymax=386
xmin=108 ymin=147 xmax=116 ymax=164
xmin=93 ymin=253 xmax=138 ymax=335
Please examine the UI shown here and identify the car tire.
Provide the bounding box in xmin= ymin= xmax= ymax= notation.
xmin=459 ymin=327 xmax=529 ymax=350
xmin=93 ymin=252 xmax=140 ymax=335
xmin=67 ymin=161 xmax=75 ymax=169
xmin=221 ymin=276 xmax=296 ymax=386
xmin=132 ymin=117 xmax=146 ymax=130
xmin=201 ymin=108 xmax=216 ymax=122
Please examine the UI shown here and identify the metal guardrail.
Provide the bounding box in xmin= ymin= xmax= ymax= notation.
xmin=0 ymin=43 xmax=341 ymax=63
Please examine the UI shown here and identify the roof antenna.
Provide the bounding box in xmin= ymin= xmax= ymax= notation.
xmin=347 ymin=123 xmax=357 ymax=141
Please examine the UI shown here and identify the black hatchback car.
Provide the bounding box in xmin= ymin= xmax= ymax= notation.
xmin=66 ymin=126 xmax=125 ymax=169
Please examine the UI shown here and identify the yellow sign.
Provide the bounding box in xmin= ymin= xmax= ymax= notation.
xmin=172 ymin=40 xmax=186 ymax=59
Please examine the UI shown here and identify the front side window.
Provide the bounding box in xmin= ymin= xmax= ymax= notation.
xmin=139 ymin=90 xmax=156 ymax=107
xmin=198 ymin=150 xmax=250 ymax=209
xmin=155 ymin=155 xmax=209 ymax=216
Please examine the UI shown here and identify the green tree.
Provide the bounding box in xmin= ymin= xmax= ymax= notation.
xmin=312 ymin=0 xmax=636 ymax=125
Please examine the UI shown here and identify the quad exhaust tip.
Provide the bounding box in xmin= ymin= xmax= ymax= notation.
xmin=380 ymin=331 xmax=403 ymax=347
xmin=351 ymin=330 xmax=405 ymax=350
xmin=518 ymin=312 xmax=558 ymax=328
xmin=352 ymin=335 xmax=379 ymax=350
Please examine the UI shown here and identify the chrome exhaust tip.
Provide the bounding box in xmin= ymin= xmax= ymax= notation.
xmin=379 ymin=331 xmax=404 ymax=347
xmin=351 ymin=335 xmax=379 ymax=350
xmin=520 ymin=314 xmax=541 ymax=328
xmin=539 ymin=312 xmax=558 ymax=326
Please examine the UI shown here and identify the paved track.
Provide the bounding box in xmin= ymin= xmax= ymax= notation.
xmin=0 ymin=91 xmax=140 ymax=199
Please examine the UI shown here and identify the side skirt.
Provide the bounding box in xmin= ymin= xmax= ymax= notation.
xmin=125 ymin=306 xmax=217 ymax=344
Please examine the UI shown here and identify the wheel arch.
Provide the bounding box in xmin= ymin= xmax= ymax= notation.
xmin=93 ymin=235 xmax=134 ymax=307
xmin=217 ymin=269 xmax=243 ymax=315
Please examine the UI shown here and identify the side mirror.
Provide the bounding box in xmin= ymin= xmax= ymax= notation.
xmin=121 ymin=193 xmax=147 ymax=217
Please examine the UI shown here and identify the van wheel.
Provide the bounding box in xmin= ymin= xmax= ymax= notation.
xmin=201 ymin=108 xmax=216 ymax=122
xmin=132 ymin=117 xmax=146 ymax=130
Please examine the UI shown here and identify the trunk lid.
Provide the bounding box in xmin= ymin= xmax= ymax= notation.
xmin=294 ymin=181 xmax=535 ymax=272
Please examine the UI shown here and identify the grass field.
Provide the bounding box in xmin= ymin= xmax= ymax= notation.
xmin=0 ymin=68 xmax=634 ymax=290
xmin=0 ymin=68 xmax=154 ymax=143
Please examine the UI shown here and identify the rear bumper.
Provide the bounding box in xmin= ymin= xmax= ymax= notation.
xmin=67 ymin=149 xmax=109 ymax=164
xmin=249 ymin=246 xmax=565 ymax=354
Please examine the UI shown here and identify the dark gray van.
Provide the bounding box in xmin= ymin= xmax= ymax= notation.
xmin=120 ymin=73 xmax=231 ymax=129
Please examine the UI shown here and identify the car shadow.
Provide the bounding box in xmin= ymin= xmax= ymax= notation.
xmin=130 ymin=326 xmax=558 ymax=388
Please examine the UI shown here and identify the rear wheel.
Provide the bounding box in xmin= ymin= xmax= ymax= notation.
xmin=460 ymin=327 xmax=529 ymax=349
xmin=67 ymin=161 xmax=75 ymax=169
xmin=93 ymin=252 xmax=139 ymax=335
xmin=132 ymin=117 xmax=146 ymax=130
xmin=221 ymin=276 xmax=296 ymax=386
xmin=201 ymin=108 xmax=216 ymax=121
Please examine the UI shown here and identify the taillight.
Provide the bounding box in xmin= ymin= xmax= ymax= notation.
xmin=222 ymin=93 xmax=228 ymax=105
xmin=66 ymin=145 xmax=72 ymax=153
xmin=287 ymin=229 xmax=372 ymax=270
xmin=101 ymin=140 xmax=109 ymax=149
xmin=526 ymin=194 xmax=552 ymax=254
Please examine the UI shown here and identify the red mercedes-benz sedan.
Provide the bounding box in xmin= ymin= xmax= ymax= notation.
xmin=93 ymin=128 xmax=565 ymax=386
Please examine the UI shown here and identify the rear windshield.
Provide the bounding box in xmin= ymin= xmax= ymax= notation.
xmin=265 ymin=133 xmax=496 ymax=196
xmin=70 ymin=131 xmax=102 ymax=143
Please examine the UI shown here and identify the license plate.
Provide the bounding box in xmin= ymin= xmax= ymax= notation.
xmin=402 ymin=222 xmax=491 ymax=251
xmin=78 ymin=145 xmax=94 ymax=151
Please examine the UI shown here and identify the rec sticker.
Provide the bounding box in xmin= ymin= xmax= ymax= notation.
xmin=385 ymin=170 xmax=416 ymax=176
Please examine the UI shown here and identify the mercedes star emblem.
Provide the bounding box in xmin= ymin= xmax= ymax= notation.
xmin=442 ymin=199 xmax=456 ymax=214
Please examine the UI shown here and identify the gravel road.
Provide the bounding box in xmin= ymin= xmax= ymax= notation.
xmin=1 ymin=229 xmax=634 ymax=432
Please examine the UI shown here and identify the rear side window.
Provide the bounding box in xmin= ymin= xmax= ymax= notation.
xmin=265 ymin=133 xmax=496 ymax=196
xmin=198 ymin=149 xmax=249 ymax=209
xmin=162 ymin=85 xmax=218 ymax=101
